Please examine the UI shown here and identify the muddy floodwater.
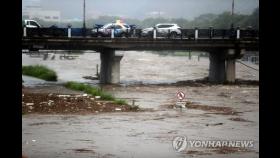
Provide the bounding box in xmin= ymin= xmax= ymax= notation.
xmin=22 ymin=51 xmax=259 ymax=158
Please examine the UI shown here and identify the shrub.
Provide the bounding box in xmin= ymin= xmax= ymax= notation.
xmin=64 ymin=81 xmax=122 ymax=102
xmin=22 ymin=65 xmax=57 ymax=81
xmin=113 ymin=99 xmax=128 ymax=105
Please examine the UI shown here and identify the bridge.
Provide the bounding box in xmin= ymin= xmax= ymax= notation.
xmin=22 ymin=27 xmax=259 ymax=84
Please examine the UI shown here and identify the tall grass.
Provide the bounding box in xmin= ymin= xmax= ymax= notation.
xmin=113 ymin=99 xmax=127 ymax=105
xmin=64 ymin=81 xmax=128 ymax=104
xmin=22 ymin=65 xmax=57 ymax=81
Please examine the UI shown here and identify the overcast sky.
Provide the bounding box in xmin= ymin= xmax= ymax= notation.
xmin=22 ymin=0 xmax=259 ymax=20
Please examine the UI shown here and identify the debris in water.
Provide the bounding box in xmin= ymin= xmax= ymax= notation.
xmin=229 ymin=117 xmax=252 ymax=122
xmin=241 ymin=90 xmax=248 ymax=93
xmin=83 ymin=76 xmax=99 ymax=80
xmin=58 ymin=95 xmax=70 ymax=98
xmin=115 ymin=108 xmax=122 ymax=111
xmin=48 ymin=100 xmax=54 ymax=106
xmin=206 ymin=123 xmax=223 ymax=126
xmin=72 ymin=148 xmax=95 ymax=153
xmin=175 ymin=101 xmax=186 ymax=108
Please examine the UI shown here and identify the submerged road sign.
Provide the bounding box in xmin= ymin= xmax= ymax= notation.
xmin=176 ymin=91 xmax=185 ymax=100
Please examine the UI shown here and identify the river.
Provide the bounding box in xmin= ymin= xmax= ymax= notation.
xmin=22 ymin=51 xmax=259 ymax=158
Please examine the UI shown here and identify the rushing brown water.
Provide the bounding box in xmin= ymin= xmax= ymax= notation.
xmin=22 ymin=51 xmax=259 ymax=158
xmin=22 ymin=51 xmax=259 ymax=85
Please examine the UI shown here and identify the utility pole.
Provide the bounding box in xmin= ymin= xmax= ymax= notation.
xmin=83 ymin=0 xmax=86 ymax=29
xmin=231 ymin=0 xmax=234 ymax=16
xmin=231 ymin=0 xmax=235 ymax=28
xmin=82 ymin=0 xmax=86 ymax=36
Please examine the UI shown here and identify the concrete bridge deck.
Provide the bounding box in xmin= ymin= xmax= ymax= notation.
xmin=22 ymin=37 xmax=258 ymax=52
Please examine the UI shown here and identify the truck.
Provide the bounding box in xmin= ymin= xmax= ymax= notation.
xmin=22 ymin=19 xmax=66 ymax=37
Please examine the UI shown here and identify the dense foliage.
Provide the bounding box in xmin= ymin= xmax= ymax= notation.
xmin=22 ymin=65 xmax=57 ymax=81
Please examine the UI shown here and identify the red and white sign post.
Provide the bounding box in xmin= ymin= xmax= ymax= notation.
xmin=176 ymin=91 xmax=185 ymax=100
xmin=176 ymin=91 xmax=186 ymax=108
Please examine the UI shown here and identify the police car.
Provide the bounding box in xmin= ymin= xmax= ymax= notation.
xmin=91 ymin=20 xmax=132 ymax=37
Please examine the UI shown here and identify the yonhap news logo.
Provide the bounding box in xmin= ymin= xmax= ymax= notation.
xmin=172 ymin=136 xmax=254 ymax=152
xmin=172 ymin=136 xmax=187 ymax=152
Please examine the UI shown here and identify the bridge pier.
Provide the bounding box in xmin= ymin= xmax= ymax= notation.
xmin=225 ymin=49 xmax=237 ymax=83
xmin=209 ymin=49 xmax=245 ymax=83
xmin=209 ymin=51 xmax=225 ymax=83
xmin=100 ymin=49 xmax=123 ymax=84
xmin=225 ymin=59 xmax=236 ymax=83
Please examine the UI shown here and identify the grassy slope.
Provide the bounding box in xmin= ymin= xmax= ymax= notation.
xmin=64 ymin=81 xmax=128 ymax=105
xmin=22 ymin=65 xmax=57 ymax=81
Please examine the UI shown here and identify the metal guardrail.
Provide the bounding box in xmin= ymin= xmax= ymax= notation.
xmin=22 ymin=27 xmax=259 ymax=39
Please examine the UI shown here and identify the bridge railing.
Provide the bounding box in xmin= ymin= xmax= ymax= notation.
xmin=212 ymin=29 xmax=232 ymax=39
xmin=22 ymin=27 xmax=259 ymax=39
xmin=240 ymin=29 xmax=259 ymax=38
xmin=24 ymin=28 xmax=68 ymax=37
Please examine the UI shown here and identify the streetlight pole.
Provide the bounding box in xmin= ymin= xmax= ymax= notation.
xmin=83 ymin=0 xmax=86 ymax=29
xmin=231 ymin=0 xmax=234 ymax=28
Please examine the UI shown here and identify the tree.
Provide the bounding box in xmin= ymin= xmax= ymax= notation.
xmin=191 ymin=14 xmax=218 ymax=28
xmin=244 ymin=8 xmax=259 ymax=29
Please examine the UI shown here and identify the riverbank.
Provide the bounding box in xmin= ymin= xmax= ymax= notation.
xmin=22 ymin=87 xmax=139 ymax=114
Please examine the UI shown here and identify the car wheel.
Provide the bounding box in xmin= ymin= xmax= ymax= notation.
xmin=148 ymin=31 xmax=153 ymax=38
xmin=97 ymin=33 xmax=102 ymax=38
xmin=120 ymin=33 xmax=126 ymax=38
xmin=170 ymin=32 xmax=177 ymax=38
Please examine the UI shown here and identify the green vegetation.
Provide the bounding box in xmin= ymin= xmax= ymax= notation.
xmin=64 ymin=81 xmax=128 ymax=105
xmin=23 ymin=8 xmax=258 ymax=29
xmin=113 ymin=99 xmax=127 ymax=105
xmin=22 ymin=65 xmax=57 ymax=81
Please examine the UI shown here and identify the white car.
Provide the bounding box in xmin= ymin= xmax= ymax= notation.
xmin=141 ymin=23 xmax=181 ymax=38
xmin=23 ymin=20 xmax=41 ymax=28
xmin=91 ymin=22 xmax=131 ymax=37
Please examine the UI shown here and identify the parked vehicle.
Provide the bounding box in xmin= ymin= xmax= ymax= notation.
xmin=141 ymin=23 xmax=181 ymax=38
xmin=22 ymin=19 xmax=66 ymax=37
xmin=23 ymin=19 xmax=41 ymax=28
xmin=91 ymin=20 xmax=131 ymax=37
